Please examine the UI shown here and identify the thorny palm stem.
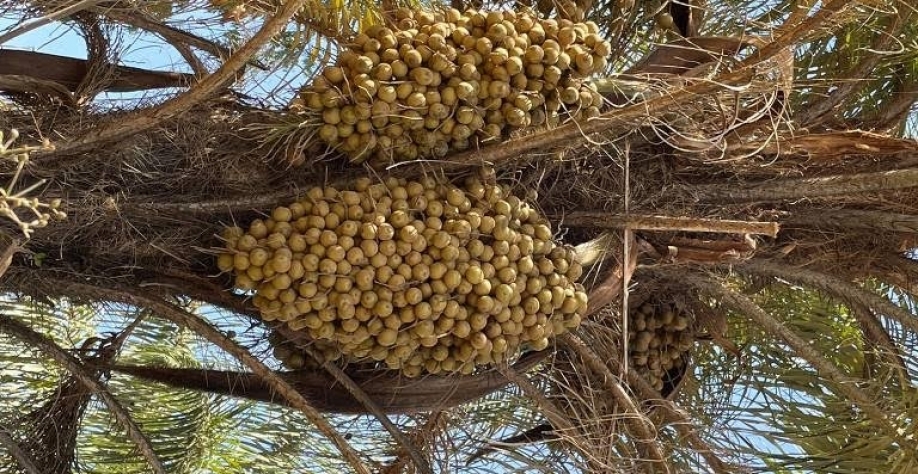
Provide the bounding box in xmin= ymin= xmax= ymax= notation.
xmin=734 ymin=260 xmax=918 ymax=336
xmin=693 ymin=168 xmax=918 ymax=203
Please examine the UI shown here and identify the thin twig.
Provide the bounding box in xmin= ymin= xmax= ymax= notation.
xmin=98 ymin=9 xmax=246 ymax=66
xmin=0 ymin=426 xmax=41 ymax=474
xmin=561 ymin=212 xmax=780 ymax=237
xmin=599 ymin=342 xmax=733 ymax=474
xmin=164 ymin=35 xmax=208 ymax=77
xmin=0 ymin=313 xmax=167 ymax=474
xmin=38 ymin=0 xmax=310 ymax=158
xmin=495 ymin=364 xmax=577 ymax=435
xmin=0 ymin=0 xmax=104 ymax=44
xmin=559 ymin=333 xmax=669 ymax=472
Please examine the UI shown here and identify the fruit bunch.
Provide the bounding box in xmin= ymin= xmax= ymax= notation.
xmin=628 ymin=302 xmax=693 ymax=392
xmin=218 ymin=176 xmax=587 ymax=376
xmin=291 ymin=7 xmax=611 ymax=165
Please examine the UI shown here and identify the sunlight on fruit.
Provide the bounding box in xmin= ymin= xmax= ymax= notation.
xmin=217 ymin=176 xmax=587 ymax=376
xmin=290 ymin=7 xmax=611 ymax=165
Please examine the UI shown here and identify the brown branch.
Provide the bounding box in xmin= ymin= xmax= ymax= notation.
xmin=467 ymin=423 xmax=556 ymax=463
xmin=625 ymin=37 xmax=752 ymax=76
xmin=0 ymin=50 xmax=194 ymax=93
xmin=771 ymin=0 xmax=818 ymax=36
xmin=665 ymin=236 xmax=756 ymax=254
xmin=380 ymin=413 xmax=443 ymax=474
xmin=863 ymin=77 xmax=918 ymax=132
xmin=667 ymin=0 xmax=699 ymax=37
xmin=736 ymin=130 xmax=918 ymax=157
xmin=561 ymin=212 xmax=780 ymax=237
xmin=388 ymin=73 xmax=743 ymax=174
xmin=37 ymin=0 xmax=311 ymax=158
xmin=654 ymin=245 xmax=751 ymax=265
xmin=240 ymin=0 xmax=357 ymax=42
xmin=693 ymin=168 xmax=918 ymax=203
xmin=683 ymin=273 xmax=901 ymax=439
xmin=735 ymin=260 xmax=918 ymax=336
xmin=74 ymin=11 xmax=116 ymax=103
xmin=163 ymin=34 xmax=208 ymax=78
xmin=559 ymin=333 xmax=669 ymax=471
xmin=126 ymin=188 xmax=304 ymax=214
xmin=0 ymin=426 xmax=41 ymax=474
xmin=111 ymin=350 xmax=548 ymax=414
xmin=0 ymin=313 xmax=166 ymax=474
xmin=693 ymin=303 xmax=743 ymax=358
xmin=301 ymin=345 xmax=433 ymax=474
xmin=0 ymin=74 xmax=76 ymax=104
xmin=72 ymin=282 xmax=372 ymax=474
xmin=0 ymin=238 xmax=21 ymax=281
xmin=584 ymin=246 xmax=635 ymax=317
xmin=540 ymin=295 xmax=733 ymax=474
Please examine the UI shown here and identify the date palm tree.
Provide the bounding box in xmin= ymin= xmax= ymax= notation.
xmin=1 ymin=0 xmax=917 ymax=472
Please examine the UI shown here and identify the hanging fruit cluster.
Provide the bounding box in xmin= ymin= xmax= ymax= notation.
xmin=218 ymin=176 xmax=587 ymax=376
xmin=268 ymin=330 xmax=344 ymax=369
xmin=628 ymin=302 xmax=694 ymax=392
xmin=291 ymin=7 xmax=611 ymax=165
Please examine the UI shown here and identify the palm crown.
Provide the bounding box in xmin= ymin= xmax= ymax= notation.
xmin=1 ymin=0 xmax=917 ymax=472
